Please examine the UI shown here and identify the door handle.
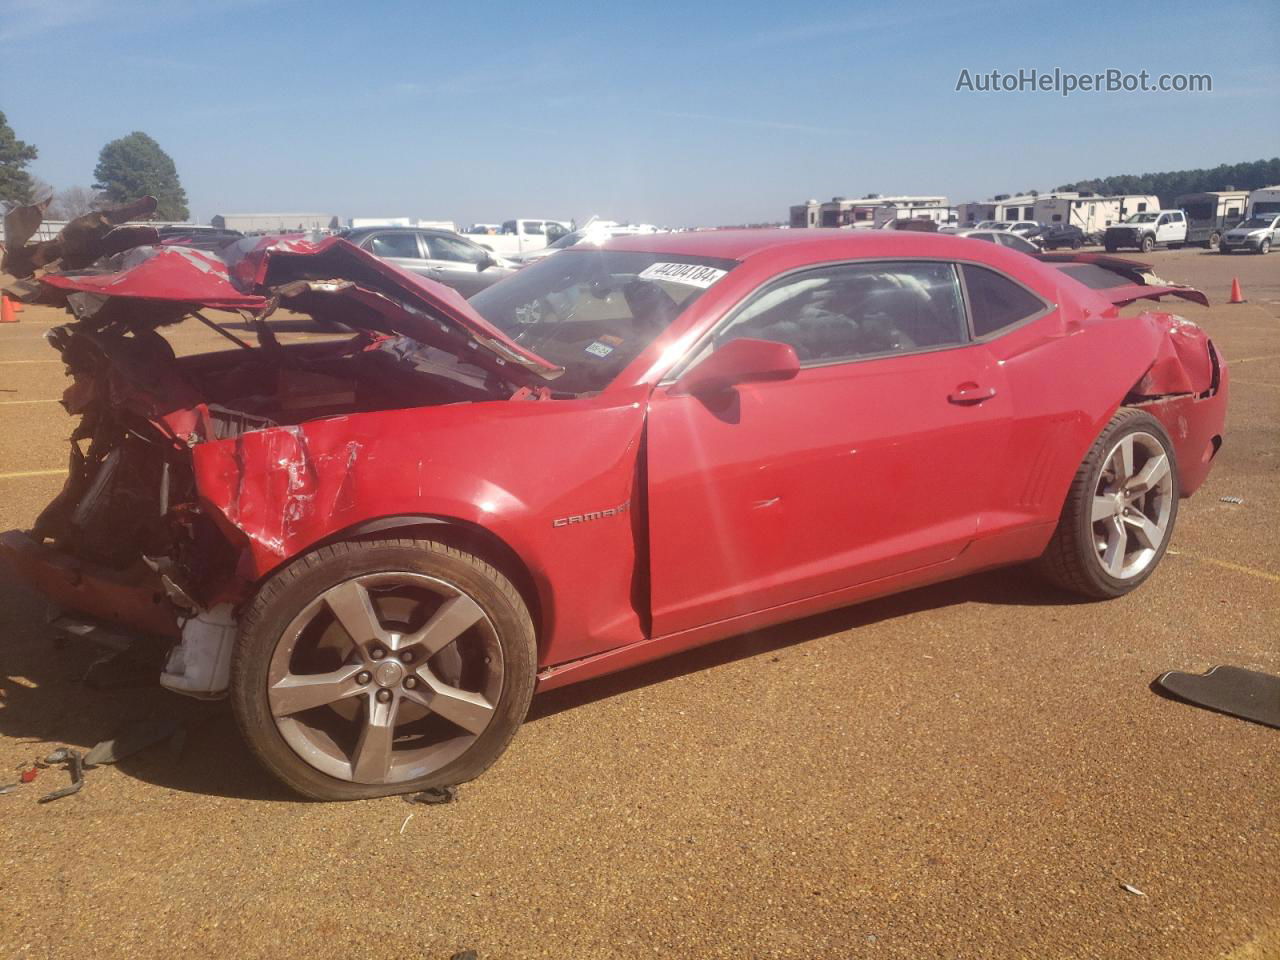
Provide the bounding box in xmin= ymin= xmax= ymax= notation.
xmin=948 ymin=384 xmax=997 ymax=405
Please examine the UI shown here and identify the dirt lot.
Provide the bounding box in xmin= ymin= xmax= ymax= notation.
xmin=1 ymin=247 xmax=1277 ymax=960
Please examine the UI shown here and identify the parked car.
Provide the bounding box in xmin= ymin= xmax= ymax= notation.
xmin=1032 ymin=224 xmax=1087 ymax=250
xmin=468 ymin=219 xmax=574 ymax=258
xmin=953 ymin=229 xmax=1041 ymax=254
xmin=341 ymin=226 xmax=516 ymax=297
xmin=1218 ymin=214 xmax=1280 ymax=254
xmin=1 ymin=217 xmax=1228 ymax=800
xmin=1104 ymin=210 xmax=1188 ymax=252
xmin=509 ymin=220 xmax=663 ymax=265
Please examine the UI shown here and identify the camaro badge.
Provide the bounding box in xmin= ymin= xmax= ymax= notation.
xmin=553 ymin=499 xmax=631 ymax=528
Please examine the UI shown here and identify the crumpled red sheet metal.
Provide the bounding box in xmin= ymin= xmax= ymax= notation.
xmin=40 ymin=244 xmax=268 ymax=312
xmin=1136 ymin=313 xmax=1217 ymax=397
xmin=30 ymin=231 xmax=564 ymax=385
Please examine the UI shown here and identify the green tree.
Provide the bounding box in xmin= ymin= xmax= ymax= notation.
xmin=0 ymin=110 xmax=39 ymax=209
xmin=93 ymin=131 xmax=189 ymax=220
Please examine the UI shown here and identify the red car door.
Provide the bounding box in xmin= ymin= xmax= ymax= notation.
xmin=644 ymin=259 xmax=1014 ymax=637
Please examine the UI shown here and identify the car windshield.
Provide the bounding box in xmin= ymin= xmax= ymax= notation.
xmin=469 ymin=249 xmax=738 ymax=394
xmin=1238 ymin=217 xmax=1274 ymax=229
xmin=1125 ymin=213 xmax=1159 ymax=223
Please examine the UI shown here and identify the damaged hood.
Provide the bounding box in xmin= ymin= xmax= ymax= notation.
xmin=4 ymin=203 xmax=563 ymax=387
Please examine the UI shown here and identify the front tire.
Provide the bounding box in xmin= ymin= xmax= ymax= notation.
xmin=1141 ymin=234 xmax=1155 ymax=253
xmin=1036 ymin=409 xmax=1179 ymax=599
xmin=232 ymin=538 xmax=537 ymax=800
xmin=1259 ymin=239 xmax=1272 ymax=255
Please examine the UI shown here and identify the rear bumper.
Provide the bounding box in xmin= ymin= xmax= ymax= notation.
xmin=0 ymin=530 xmax=181 ymax=639
xmin=1134 ymin=351 xmax=1229 ymax=498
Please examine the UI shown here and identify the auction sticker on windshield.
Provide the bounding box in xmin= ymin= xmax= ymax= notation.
xmin=638 ymin=262 xmax=728 ymax=288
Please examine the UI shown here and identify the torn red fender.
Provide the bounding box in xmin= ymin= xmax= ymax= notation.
xmin=1135 ymin=313 xmax=1218 ymax=397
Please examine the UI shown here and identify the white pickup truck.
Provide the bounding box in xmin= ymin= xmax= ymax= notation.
xmin=1103 ymin=210 xmax=1187 ymax=253
xmin=464 ymin=218 xmax=574 ymax=257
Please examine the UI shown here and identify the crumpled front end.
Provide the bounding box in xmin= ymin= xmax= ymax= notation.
xmin=0 ymin=198 xmax=566 ymax=698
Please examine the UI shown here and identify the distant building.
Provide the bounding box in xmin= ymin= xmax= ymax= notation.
xmin=211 ymin=213 xmax=340 ymax=233
xmin=791 ymin=195 xmax=952 ymax=229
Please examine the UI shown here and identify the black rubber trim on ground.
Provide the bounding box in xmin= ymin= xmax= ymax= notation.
xmin=1154 ymin=666 xmax=1280 ymax=730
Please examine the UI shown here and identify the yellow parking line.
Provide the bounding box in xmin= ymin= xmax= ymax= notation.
xmin=1229 ymin=354 xmax=1280 ymax=365
xmin=1168 ymin=550 xmax=1280 ymax=584
xmin=0 ymin=359 xmax=60 ymax=365
xmin=0 ymin=399 xmax=60 ymax=405
xmin=1228 ymin=379 xmax=1280 ymax=388
xmin=0 ymin=468 xmax=68 ymax=480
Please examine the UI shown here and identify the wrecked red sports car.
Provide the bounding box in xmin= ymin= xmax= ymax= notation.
xmin=1 ymin=204 xmax=1227 ymax=800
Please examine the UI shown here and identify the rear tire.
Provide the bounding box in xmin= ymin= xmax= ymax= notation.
xmin=232 ymin=538 xmax=537 ymax=800
xmin=1035 ymin=409 xmax=1179 ymax=599
xmin=1208 ymin=231 xmax=1221 ymax=248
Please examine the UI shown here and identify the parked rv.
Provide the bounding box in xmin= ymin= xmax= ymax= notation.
xmin=1034 ymin=195 xmax=1159 ymax=244
xmin=1247 ymin=186 xmax=1280 ymax=219
xmin=1103 ymin=210 xmax=1188 ymax=252
xmin=1174 ymin=191 xmax=1248 ymax=248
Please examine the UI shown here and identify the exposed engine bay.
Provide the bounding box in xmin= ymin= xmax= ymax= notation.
xmin=1 ymin=197 xmax=565 ymax=694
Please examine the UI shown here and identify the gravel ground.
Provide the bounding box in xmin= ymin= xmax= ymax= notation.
xmin=0 ymin=248 xmax=1276 ymax=959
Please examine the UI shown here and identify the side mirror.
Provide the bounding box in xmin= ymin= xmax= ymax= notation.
xmin=671 ymin=337 xmax=800 ymax=397
xmin=477 ymin=252 xmax=496 ymax=272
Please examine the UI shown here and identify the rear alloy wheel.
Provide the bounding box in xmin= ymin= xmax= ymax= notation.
xmin=1209 ymin=231 xmax=1221 ymax=248
xmin=232 ymin=539 xmax=536 ymax=800
xmin=1036 ymin=409 xmax=1179 ymax=599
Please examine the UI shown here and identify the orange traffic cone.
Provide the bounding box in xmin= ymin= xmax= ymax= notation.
xmin=1229 ymin=277 xmax=1246 ymax=304
xmin=0 ymin=294 xmax=18 ymax=324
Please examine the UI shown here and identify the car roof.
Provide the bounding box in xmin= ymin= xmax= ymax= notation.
xmin=599 ymin=227 xmax=1014 ymax=262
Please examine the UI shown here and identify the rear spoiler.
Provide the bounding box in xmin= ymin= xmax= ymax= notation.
xmin=1036 ymin=252 xmax=1209 ymax=307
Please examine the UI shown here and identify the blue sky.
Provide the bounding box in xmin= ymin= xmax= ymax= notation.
xmin=2 ymin=0 xmax=1276 ymax=226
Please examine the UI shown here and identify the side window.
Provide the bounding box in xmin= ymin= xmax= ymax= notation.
xmin=962 ymin=264 xmax=1046 ymax=338
xmin=524 ymin=221 xmax=545 ymax=235
xmin=367 ymin=233 xmax=420 ymax=258
xmin=426 ymin=234 xmax=485 ymax=263
xmin=1137 ymin=202 xmax=1148 ymax=212
xmin=712 ymin=261 xmax=967 ymax=364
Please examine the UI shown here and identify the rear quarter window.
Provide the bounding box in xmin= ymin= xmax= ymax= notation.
xmin=962 ymin=264 xmax=1046 ymax=337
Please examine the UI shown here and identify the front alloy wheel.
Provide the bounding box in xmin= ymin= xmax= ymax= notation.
xmin=233 ymin=539 xmax=536 ymax=800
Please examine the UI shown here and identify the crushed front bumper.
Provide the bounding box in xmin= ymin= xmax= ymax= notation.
xmin=0 ymin=529 xmax=181 ymax=640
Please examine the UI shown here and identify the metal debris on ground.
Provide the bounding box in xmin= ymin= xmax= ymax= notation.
xmin=399 ymin=813 xmax=414 ymax=835
xmin=0 ymin=782 xmax=20 ymax=795
xmin=451 ymin=951 xmax=479 ymax=960
xmin=1120 ymin=883 xmax=1147 ymax=897
xmin=405 ymin=785 xmax=457 ymax=806
xmin=38 ymin=748 xmax=85 ymax=804
xmin=1219 ymin=496 xmax=1244 ymax=504
xmin=84 ymin=716 xmax=182 ymax=767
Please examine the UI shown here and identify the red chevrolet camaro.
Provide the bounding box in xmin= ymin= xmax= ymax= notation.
xmin=1 ymin=210 xmax=1228 ymax=799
